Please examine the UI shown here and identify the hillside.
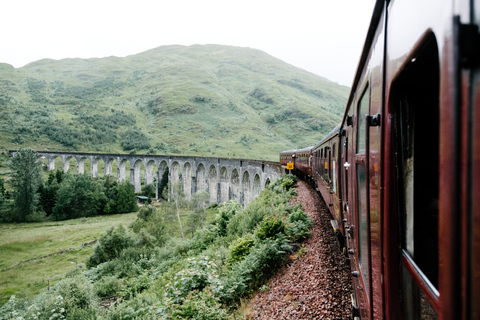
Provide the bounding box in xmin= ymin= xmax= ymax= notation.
xmin=0 ymin=44 xmax=349 ymax=161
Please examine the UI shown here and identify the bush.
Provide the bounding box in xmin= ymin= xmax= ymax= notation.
xmin=157 ymin=289 xmax=229 ymax=320
xmin=255 ymin=216 xmax=285 ymax=240
xmin=94 ymin=276 xmax=124 ymax=298
xmin=226 ymin=233 xmax=256 ymax=265
xmin=216 ymin=200 xmax=242 ymax=237
xmin=163 ymin=256 xmax=218 ymax=304
xmin=86 ymin=225 xmax=135 ymax=268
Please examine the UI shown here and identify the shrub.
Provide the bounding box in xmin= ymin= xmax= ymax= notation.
xmin=216 ymin=200 xmax=241 ymax=237
xmin=163 ymin=256 xmax=219 ymax=304
xmin=226 ymin=233 xmax=256 ymax=265
xmin=255 ymin=216 xmax=285 ymax=240
xmin=157 ymin=289 xmax=229 ymax=320
xmin=94 ymin=276 xmax=124 ymax=298
xmin=86 ymin=225 xmax=135 ymax=268
xmin=285 ymin=220 xmax=312 ymax=241
xmin=137 ymin=205 xmax=156 ymax=221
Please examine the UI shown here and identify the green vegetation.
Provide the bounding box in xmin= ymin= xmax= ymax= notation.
xmin=0 ymin=149 xmax=138 ymax=223
xmin=0 ymin=175 xmax=313 ymax=319
xmin=0 ymin=45 xmax=348 ymax=160
xmin=0 ymin=213 xmax=137 ymax=306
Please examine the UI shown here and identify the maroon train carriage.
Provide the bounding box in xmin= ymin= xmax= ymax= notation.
xmin=280 ymin=0 xmax=480 ymax=318
xmin=279 ymin=146 xmax=313 ymax=179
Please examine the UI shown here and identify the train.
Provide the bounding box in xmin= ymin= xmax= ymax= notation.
xmin=280 ymin=0 xmax=480 ymax=319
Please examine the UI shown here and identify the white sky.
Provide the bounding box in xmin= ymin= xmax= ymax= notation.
xmin=0 ymin=0 xmax=376 ymax=86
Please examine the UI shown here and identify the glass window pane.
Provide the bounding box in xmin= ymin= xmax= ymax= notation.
xmin=357 ymin=88 xmax=369 ymax=154
xmin=357 ymin=163 xmax=369 ymax=295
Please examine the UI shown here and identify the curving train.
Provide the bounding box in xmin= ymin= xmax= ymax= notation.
xmin=280 ymin=0 xmax=480 ymax=319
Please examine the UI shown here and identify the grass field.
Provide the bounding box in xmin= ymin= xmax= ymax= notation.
xmin=0 ymin=212 xmax=137 ymax=305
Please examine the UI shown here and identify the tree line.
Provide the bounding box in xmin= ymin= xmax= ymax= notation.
xmin=0 ymin=148 xmax=139 ymax=223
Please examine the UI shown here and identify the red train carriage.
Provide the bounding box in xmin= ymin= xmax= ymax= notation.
xmin=279 ymin=146 xmax=313 ymax=179
xmin=280 ymin=0 xmax=479 ymax=318
xmin=311 ymin=124 xmax=343 ymax=239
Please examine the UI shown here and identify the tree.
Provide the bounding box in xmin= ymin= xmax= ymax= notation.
xmin=158 ymin=167 xmax=169 ymax=199
xmin=52 ymin=173 xmax=97 ymax=220
xmin=10 ymin=148 xmax=43 ymax=222
xmin=115 ymin=181 xmax=138 ymax=213
xmin=187 ymin=191 xmax=210 ymax=236
xmin=38 ymin=170 xmax=61 ymax=216
xmin=166 ymin=181 xmax=186 ymax=240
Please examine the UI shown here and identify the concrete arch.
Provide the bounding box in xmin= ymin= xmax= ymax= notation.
xmin=92 ymin=156 xmax=104 ymax=178
xmin=105 ymin=158 xmax=116 ymax=177
xmin=265 ymin=178 xmax=271 ymax=188
xmin=253 ymin=174 xmax=261 ymax=197
xmin=170 ymin=161 xmax=181 ymax=186
xmin=183 ymin=162 xmax=192 ymax=200
xmin=132 ymin=159 xmax=143 ymax=192
xmin=118 ymin=158 xmax=129 ymax=182
xmin=145 ymin=159 xmax=156 ymax=186
xmin=242 ymin=171 xmax=251 ymax=206
xmin=220 ymin=166 xmax=229 ymax=203
xmin=231 ymin=168 xmax=240 ymax=202
xmin=196 ymin=163 xmax=206 ymax=193
xmin=47 ymin=155 xmax=61 ymax=171
xmin=208 ymin=165 xmax=218 ymax=203
xmin=78 ymin=157 xmax=91 ymax=175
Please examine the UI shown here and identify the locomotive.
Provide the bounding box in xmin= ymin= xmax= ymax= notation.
xmin=280 ymin=0 xmax=480 ymax=319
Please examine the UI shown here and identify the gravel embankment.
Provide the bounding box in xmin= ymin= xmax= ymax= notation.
xmin=248 ymin=180 xmax=353 ymax=319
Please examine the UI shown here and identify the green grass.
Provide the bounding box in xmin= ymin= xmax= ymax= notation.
xmin=0 ymin=212 xmax=137 ymax=305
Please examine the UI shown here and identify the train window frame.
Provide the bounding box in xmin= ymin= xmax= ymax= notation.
xmin=355 ymin=84 xmax=371 ymax=299
xmin=391 ymin=33 xmax=440 ymax=316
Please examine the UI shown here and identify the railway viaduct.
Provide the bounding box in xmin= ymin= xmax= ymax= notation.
xmin=9 ymin=151 xmax=283 ymax=207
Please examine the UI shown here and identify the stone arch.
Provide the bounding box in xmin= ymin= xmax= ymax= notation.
xmin=156 ymin=160 xmax=169 ymax=199
xmin=183 ymin=162 xmax=192 ymax=200
xmin=196 ymin=163 xmax=206 ymax=193
xmin=78 ymin=157 xmax=91 ymax=175
xmin=47 ymin=155 xmax=61 ymax=171
xmin=170 ymin=161 xmax=181 ymax=186
xmin=132 ymin=159 xmax=143 ymax=193
xmin=208 ymin=165 xmax=218 ymax=203
xmin=63 ymin=156 xmax=78 ymax=173
xmin=265 ymin=178 xmax=271 ymax=188
xmin=231 ymin=168 xmax=240 ymax=201
xmin=219 ymin=166 xmax=229 ymax=203
xmin=242 ymin=171 xmax=251 ymax=206
xmin=253 ymin=174 xmax=261 ymax=197
xmin=145 ymin=159 xmax=157 ymax=186
xmin=118 ymin=158 xmax=129 ymax=182
xmin=92 ymin=157 xmax=104 ymax=178
xmin=105 ymin=158 xmax=116 ymax=177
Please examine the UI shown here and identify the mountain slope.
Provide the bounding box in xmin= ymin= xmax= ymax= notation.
xmin=0 ymin=44 xmax=349 ymax=161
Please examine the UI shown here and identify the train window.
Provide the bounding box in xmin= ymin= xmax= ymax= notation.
xmin=357 ymin=163 xmax=369 ymax=295
xmin=357 ymin=87 xmax=369 ymax=154
xmin=393 ymin=34 xmax=439 ymax=316
xmin=332 ymin=144 xmax=337 ymax=193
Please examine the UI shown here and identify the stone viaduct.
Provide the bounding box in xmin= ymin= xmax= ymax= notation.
xmin=12 ymin=151 xmax=283 ymax=207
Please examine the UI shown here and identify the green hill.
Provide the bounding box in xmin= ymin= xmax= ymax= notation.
xmin=0 ymin=44 xmax=349 ymax=161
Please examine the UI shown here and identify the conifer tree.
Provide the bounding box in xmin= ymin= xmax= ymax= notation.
xmin=10 ymin=148 xmax=42 ymax=222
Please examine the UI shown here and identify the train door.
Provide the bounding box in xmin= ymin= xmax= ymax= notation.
xmin=391 ymin=34 xmax=440 ymax=319
xmin=355 ymin=84 xmax=372 ymax=319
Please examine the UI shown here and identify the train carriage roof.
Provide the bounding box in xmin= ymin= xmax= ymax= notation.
xmin=313 ymin=124 xmax=341 ymax=150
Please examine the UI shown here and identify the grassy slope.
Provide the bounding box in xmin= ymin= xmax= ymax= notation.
xmin=0 ymin=213 xmax=137 ymax=304
xmin=0 ymin=45 xmax=349 ymax=161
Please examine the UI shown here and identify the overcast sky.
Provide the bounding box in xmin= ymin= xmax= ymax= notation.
xmin=0 ymin=0 xmax=376 ymax=86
